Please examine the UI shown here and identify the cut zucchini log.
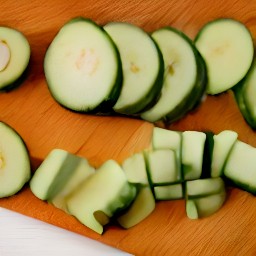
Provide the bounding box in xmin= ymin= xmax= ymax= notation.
xmin=66 ymin=160 xmax=136 ymax=234
xmin=44 ymin=17 xmax=122 ymax=113
xmin=30 ymin=149 xmax=94 ymax=201
xmin=0 ymin=122 xmax=31 ymax=198
xmin=141 ymin=27 xmax=207 ymax=123
xmin=104 ymin=22 xmax=164 ymax=114
xmin=0 ymin=26 xmax=30 ymax=91
xmin=224 ymin=140 xmax=256 ymax=194
xmin=195 ymin=18 xmax=254 ymax=95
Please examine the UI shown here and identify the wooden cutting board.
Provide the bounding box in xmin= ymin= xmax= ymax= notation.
xmin=1 ymin=0 xmax=256 ymax=255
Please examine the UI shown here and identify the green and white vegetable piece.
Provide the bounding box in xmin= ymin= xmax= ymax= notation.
xmin=141 ymin=27 xmax=206 ymax=122
xmin=30 ymin=149 xmax=95 ymax=202
xmin=195 ymin=18 xmax=254 ymax=95
xmin=66 ymin=160 xmax=136 ymax=234
xmin=0 ymin=26 xmax=30 ymax=91
xmin=224 ymin=140 xmax=256 ymax=195
xmin=104 ymin=22 xmax=164 ymax=114
xmin=44 ymin=17 xmax=122 ymax=113
xmin=0 ymin=122 xmax=31 ymax=198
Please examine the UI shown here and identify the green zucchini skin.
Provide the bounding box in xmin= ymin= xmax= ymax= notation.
xmin=44 ymin=17 xmax=123 ymax=114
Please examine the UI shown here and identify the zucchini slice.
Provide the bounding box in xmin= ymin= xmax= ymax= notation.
xmin=154 ymin=183 xmax=183 ymax=200
xmin=186 ymin=192 xmax=226 ymax=219
xmin=211 ymin=130 xmax=238 ymax=178
xmin=104 ymin=22 xmax=164 ymax=114
xmin=185 ymin=177 xmax=225 ymax=199
xmin=0 ymin=122 xmax=31 ymax=198
xmin=44 ymin=17 xmax=122 ymax=113
xmin=195 ymin=18 xmax=254 ymax=95
xmin=141 ymin=27 xmax=206 ymax=123
xmin=0 ymin=26 xmax=30 ymax=91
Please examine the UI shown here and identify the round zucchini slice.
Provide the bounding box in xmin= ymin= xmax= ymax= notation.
xmin=141 ymin=27 xmax=206 ymax=123
xmin=44 ymin=17 xmax=122 ymax=113
xmin=195 ymin=18 xmax=254 ymax=95
xmin=0 ymin=26 xmax=30 ymax=91
xmin=0 ymin=122 xmax=31 ymax=198
xmin=104 ymin=22 xmax=164 ymax=115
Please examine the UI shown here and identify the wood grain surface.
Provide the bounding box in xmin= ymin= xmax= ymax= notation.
xmin=1 ymin=1 xmax=256 ymax=255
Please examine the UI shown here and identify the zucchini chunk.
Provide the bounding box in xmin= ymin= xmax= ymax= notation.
xmin=151 ymin=127 xmax=182 ymax=180
xmin=186 ymin=192 xmax=226 ymax=219
xmin=233 ymin=59 xmax=256 ymax=129
xmin=117 ymin=185 xmax=155 ymax=229
xmin=66 ymin=160 xmax=136 ymax=234
xmin=122 ymin=152 xmax=149 ymax=185
xmin=141 ymin=27 xmax=206 ymax=123
xmin=154 ymin=183 xmax=183 ymax=200
xmin=44 ymin=17 xmax=122 ymax=113
xmin=224 ymin=140 xmax=256 ymax=194
xmin=195 ymin=18 xmax=254 ymax=95
xmin=104 ymin=22 xmax=164 ymax=114
xmin=30 ymin=149 xmax=94 ymax=201
xmin=0 ymin=26 xmax=30 ymax=91
xmin=182 ymin=131 xmax=206 ymax=180
xmin=0 ymin=122 xmax=31 ymax=198
xmin=185 ymin=177 xmax=225 ymax=199
xmin=211 ymin=130 xmax=238 ymax=178
xmin=145 ymin=149 xmax=181 ymax=186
